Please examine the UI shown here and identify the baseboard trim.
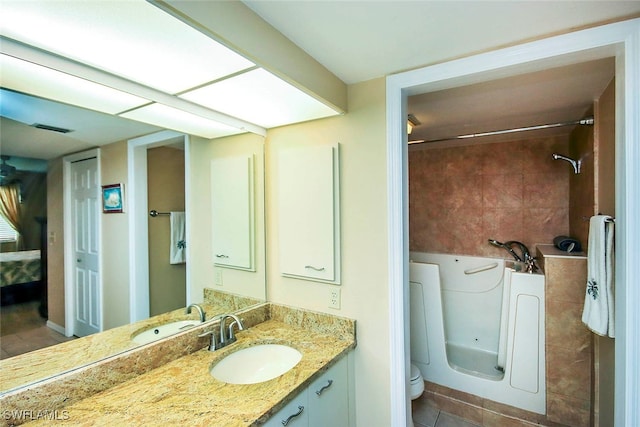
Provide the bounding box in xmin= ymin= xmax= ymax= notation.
xmin=46 ymin=320 xmax=67 ymax=336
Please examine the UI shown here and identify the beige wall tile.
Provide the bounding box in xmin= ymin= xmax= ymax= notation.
xmin=547 ymin=344 xmax=592 ymax=400
xmin=547 ymin=391 xmax=591 ymax=427
xmin=546 ymin=301 xmax=592 ymax=349
xmin=408 ymin=134 xmax=570 ymax=257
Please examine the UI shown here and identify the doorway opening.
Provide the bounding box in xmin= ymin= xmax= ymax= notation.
xmin=387 ymin=19 xmax=640 ymax=427
xmin=128 ymin=130 xmax=190 ymax=323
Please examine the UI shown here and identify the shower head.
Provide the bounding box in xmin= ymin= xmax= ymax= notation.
xmin=552 ymin=153 xmax=581 ymax=174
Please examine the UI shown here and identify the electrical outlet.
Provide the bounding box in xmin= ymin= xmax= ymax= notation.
xmin=329 ymin=288 xmax=341 ymax=309
xmin=214 ymin=269 xmax=223 ymax=286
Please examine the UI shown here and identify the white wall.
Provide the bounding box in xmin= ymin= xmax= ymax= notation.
xmin=265 ymin=78 xmax=390 ymax=426
xmin=100 ymin=140 xmax=131 ymax=329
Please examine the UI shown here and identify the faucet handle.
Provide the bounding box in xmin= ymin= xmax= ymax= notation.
xmin=198 ymin=330 xmax=217 ymax=351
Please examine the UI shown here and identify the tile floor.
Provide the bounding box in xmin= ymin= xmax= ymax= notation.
xmin=413 ymin=395 xmax=480 ymax=427
xmin=0 ymin=301 xmax=76 ymax=359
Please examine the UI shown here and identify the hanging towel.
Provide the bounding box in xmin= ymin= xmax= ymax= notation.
xmin=581 ymin=215 xmax=615 ymax=337
xmin=170 ymin=211 xmax=186 ymax=264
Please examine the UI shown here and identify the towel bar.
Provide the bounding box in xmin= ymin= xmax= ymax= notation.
xmin=149 ymin=210 xmax=170 ymax=217
xmin=581 ymin=215 xmax=615 ymax=223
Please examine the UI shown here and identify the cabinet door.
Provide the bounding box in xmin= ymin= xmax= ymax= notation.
xmin=308 ymin=357 xmax=349 ymax=426
xmin=211 ymin=155 xmax=254 ymax=270
xmin=263 ymin=392 xmax=308 ymax=427
xmin=278 ymin=144 xmax=340 ymax=283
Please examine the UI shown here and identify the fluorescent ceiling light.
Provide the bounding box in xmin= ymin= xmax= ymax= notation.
xmin=0 ymin=1 xmax=341 ymax=141
xmin=0 ymin=1 xmax=255 ymax=94
xmin=121 ymin=104 xmax=243 ymax=139
xmin=0 ymin=54 xmax=149 ymax=115
xmin=180 ymin=68 xmax=338 ymax=128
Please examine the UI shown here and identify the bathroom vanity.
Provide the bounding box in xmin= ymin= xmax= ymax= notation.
xmin=0 ymin=303 xmax=356 ymax=426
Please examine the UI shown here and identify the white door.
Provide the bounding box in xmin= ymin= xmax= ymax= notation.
xmin=71 ymin=158 xmax=100 ymax=336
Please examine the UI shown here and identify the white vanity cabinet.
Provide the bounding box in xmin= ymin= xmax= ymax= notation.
xmin=264 ymin=356 xmax=351 ymax=427
xmin=210 ymin=155 xmax=255 ymax=270
xmin=277 ymin=143 xmax=340 ymax=284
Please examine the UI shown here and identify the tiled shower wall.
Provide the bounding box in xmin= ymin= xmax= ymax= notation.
xmin=408 ymin=134 xmax=572 ymax=258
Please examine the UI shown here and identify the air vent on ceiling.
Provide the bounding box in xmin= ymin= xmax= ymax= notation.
xmin=31 ymin=123 xmax=73 ymax=133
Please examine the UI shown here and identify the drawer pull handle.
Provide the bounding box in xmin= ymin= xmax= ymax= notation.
xmin=315 ymin=379 xmax=333 ymax=396
xmin=215 ymin=254 xmax=229 ymax=258
xmin=281 ymin=406 xmax=304 ymax=425
xmin=305 ymin=265 xmax=325 ymax=271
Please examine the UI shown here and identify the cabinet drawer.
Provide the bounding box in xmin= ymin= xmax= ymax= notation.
xmin=308 ymin=357 xmax=349 ymax=426
xmin=264 ymin=395 xmax=307 ymax=427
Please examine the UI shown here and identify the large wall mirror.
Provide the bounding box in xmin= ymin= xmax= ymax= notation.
xmin=0 ymin=118 xmax=267 ymax=394
xmin=1 ymin=0 xmax=338 ymax=396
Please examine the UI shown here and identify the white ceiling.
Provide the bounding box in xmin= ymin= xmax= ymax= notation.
xmin=1 ymin=1 xmax=639 ymax=161
xmin=243 ymin=1 xmax=640 ymax=84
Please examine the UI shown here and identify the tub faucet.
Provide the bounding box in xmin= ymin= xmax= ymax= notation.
xmin=186 ymin=303 xmax=206 ymax=323
xmin=488 ymin=239 xmax=525 ymax=262
xmin=488 ymin=239 xmax=537 ymax=273
xmin=504 ymin=241 xmax=532 ymax=263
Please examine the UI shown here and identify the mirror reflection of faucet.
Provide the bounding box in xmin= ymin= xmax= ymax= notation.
xmin=186 ymin=303 xmax=206 ymax=323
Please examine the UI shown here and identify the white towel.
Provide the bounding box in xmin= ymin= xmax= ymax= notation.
xmin=170 ymin=211 xmax=186 ymax=264
xmin=581 ymin=215 xmax=615 ymax=337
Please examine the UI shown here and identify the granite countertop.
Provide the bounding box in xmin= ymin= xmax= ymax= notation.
xmin=25 ymin=318 xmax=356 ymax=426
xmin=1 ymin=289 xmax=263 ymax=394
xmin=0 ymin=303 xmax=227 ymax=393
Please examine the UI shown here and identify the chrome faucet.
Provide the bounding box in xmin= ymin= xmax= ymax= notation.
xmin=505 ymin=241 xmax=532 ymax=263
xmin=198 ymin=314 xmax=245 ymax=351
xmin=219 ymin=314 xmax=245 ymax=348
xmin=186 ymin=303 xmax=206 ymax=323
xmin=488 ymin=239 xmax=526 ymax=262
xmin=488 ymin=239 xmax=537 ymax=273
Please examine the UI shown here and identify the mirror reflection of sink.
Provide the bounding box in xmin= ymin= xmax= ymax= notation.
xmin=210 ymin=344 xmax=302 ymax=384
xmin=131 ymin=320 xmax=201 ymax=344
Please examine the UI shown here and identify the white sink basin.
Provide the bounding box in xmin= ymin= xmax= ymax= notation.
xmin=131 ymin=320 xmax=201 ymax=344
xmin=210 ymin=344 xmax=302 ymax=384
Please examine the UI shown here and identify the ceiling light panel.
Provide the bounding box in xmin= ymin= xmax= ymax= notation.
xmin=180 ymin=68 xmax=338 ymax=128
xmin=0 ymin=54 xmax=149 ymax=115
xmin=0 ymin=1 xmax=255 ymax=94
xmin=121 ymin=104 xmax=243 ymax=140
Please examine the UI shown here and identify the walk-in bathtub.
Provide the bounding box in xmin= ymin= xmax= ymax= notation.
xmin=409 ymin=252 xmax=545 ymax=414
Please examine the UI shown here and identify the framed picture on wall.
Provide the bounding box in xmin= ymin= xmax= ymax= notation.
xmin=102 ymin=183 xmax=124 ymax=213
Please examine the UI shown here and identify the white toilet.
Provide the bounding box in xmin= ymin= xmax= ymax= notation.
xmin=409 ymin=363 xmax=424 ymax=400
xmin=409 ymin=364 xmax=425 ymax=427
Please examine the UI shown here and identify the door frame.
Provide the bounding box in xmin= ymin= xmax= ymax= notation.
xmin=128 ymin=130 xmax=191 ymax=323
xmin=63 ymin=148 xmax=102 ymax=337
xmin=386 ymin=19 xmax=640 ymax=426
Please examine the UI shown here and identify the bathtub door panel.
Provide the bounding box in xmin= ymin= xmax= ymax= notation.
xmin=409 ymin=281 xmax=430 ymax=365
xmin=441 ymin=285 xmax=503 ymax=353
xmin=509 ymin=294 xmax=540 ymax=393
